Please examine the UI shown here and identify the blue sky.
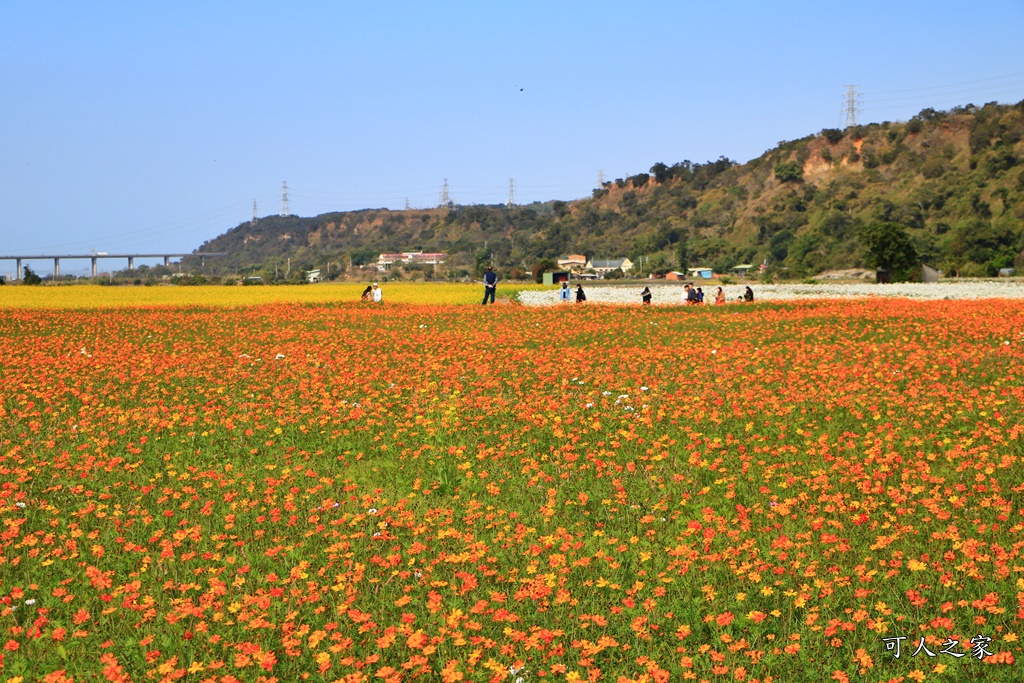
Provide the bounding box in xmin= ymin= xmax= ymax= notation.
xmin=2 ymin=1 xmax=1023 ymax=275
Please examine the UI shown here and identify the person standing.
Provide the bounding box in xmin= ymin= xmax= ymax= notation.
xmin=641 ymin=286 xmax=652 ymax=305
xmin=371 ymin=283 xmax=383 ymax=303
xmin=558 ymin=281 xmax=571 ymax=303
xmin=482 ymin=267 xmax=497 ymax=305
xmin=575 ymin=284 xmax=587 ymax=303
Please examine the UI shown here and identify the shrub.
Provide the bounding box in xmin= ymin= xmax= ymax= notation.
xmin=774 ymin=161 xmax=803 ymax=183
xmin=821 ymin=128 xmax=845 ymax=144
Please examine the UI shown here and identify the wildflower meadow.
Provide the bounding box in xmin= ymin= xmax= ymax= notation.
xmin=2 ymin=289 xmax=1023 ymax=682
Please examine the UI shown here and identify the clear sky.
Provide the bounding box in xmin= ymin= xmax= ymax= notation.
xmin=2 ymin=1 xmax=1023 ymax=275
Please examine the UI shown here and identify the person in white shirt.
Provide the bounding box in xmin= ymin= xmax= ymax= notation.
xmin=371 ymin=283 xmax=383 ymax=303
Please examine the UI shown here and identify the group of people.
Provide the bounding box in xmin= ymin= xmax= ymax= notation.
xmin=641 ymin=283 xmax=753 ymax=305
xmin=364 ymin=269 xmax=755 ymax=307
xmin=360 ymin=283 xmax=383 ymax=302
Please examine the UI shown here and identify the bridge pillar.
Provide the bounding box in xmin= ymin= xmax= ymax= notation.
xmin=54 ymin=258 xmax=60 ymax=278
xmin=164 ymin=256 xmax=170 ymax=266
xmin=128 ymin=256 xmax=135 ymax=270
xmin=91 ymin=257 xmax=98 ymax=277
xmin=16 ymin=258 xmax=22 ymax=281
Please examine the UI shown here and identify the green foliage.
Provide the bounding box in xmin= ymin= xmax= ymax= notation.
xmin=22 ymin=266 xmax=43 ymax=285
xmin=774 ymin=161 xmax=803 ymax=182
xmin=532 ymin=259 xmax=557 ymax=283
xmin=821 ymin=128 xmax=845 ymax=144
xmin=859 ymin=222 xmax=919 ymax=281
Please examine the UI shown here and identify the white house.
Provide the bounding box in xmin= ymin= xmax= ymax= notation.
xmin=586 ymin=258 xmax=634 ymax=276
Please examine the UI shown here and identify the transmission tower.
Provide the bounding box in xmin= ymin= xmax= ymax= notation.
xmin=439 ymin=179 xmax=450 ymax=208
xmin=252 ymin=199 xmax=258 ymax=223
xmin=843 ymin=85 xmax=861 ymax=129
xmin=597 ymin=169 xmax=605 ymax=187
xmin=280 ymin=181 xmax=290 ymax=217
xmin=507 ymin=178 xmax=516 ymax=207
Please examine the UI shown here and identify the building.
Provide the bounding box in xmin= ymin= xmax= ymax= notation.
xmin=687 ymin=267 xmax=714 ymax=279
xmin=557 ymin=254 xmax=588 ymax=271
xmin=306 ymin=269 xmax=322 ymax=283
xmin=586 ymin=258 xmax=634 ymax=276
xmin=731 ymin=264 xmax=755 ymax=276
xmin=665 ymin=271 xmax=686 ymax=281
xmin=377 ymin=252 xmax=447 ymax=271
xmin=542 ymin=271 xmax=571 ymax=285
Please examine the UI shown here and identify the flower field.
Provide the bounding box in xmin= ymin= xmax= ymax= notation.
xmin=0 ymin=282 xmax=545 ymax=310
xmin=2 ymin=292 xmax=1024 ymax=682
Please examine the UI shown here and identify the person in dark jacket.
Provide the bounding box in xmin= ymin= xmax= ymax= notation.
xmin=744 ymin=286 xmax=754 ymax=302
xmin=482 ymin=267 xmax=498 ymax=305
xmin=575 ymin=284 xmax=587 ymax=303
xmin=641 ymin=286 xmax=652 ymax=305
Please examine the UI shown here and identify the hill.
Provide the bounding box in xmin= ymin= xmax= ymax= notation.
xmin=186 ymin=101 xmax=1024 ymax=280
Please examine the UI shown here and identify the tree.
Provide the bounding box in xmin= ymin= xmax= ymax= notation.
xmin=22 ymin=266 xmax=43 ymax=285
xmin=821 ymin=128 xmax=845 ymax=144
xmin=774 ymin=161 xmax=803 ymax=183
xmin=650 ymin=162 xmax=671 ymax=183
xmin=532 ymin=259 xmax=557 ymax=283
xmin=859 ymin=222 xmax=918 ymax=282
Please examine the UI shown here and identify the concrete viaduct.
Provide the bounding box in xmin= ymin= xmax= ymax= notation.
xmin=0 ymin=253 xmax=226 ymax=280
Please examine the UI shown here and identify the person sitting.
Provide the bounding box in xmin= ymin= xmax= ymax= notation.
xmin=744 ymin=286 xmax=754 ymax=302
xmin=714 ymin=287 xmax=726 ymax=304
xmin=361 ymin=285 xmax=373 ymax=301
xmin=641 ymin=286 xmax=652 ymax=305
xmin=686 ymin=284 xmax=699 ymax=305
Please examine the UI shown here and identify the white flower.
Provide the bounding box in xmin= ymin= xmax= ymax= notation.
xmin=15 ymin=502 xmax=26 ymax=509
xmin=239 ymin=353 xmax=251 ymax=358
xmin=275 ymin=353 xmax=286 ymax=360
xmin=640 ymin=386 xmax=648 ymax=391
xmin=24 ymin=599 xmax=35 ymax=606
xmin=711 ymin=349 xmax=717 ymax=355
xmin=368 ymin=508 xmax=378 ymax=515
xmin=585 ymin=403 xmax=593 ymax=409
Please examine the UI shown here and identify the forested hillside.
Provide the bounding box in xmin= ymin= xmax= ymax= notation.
xmin=187 ymin=101 xmax=1024 ymax=280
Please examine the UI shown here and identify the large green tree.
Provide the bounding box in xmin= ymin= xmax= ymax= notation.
xmin=859 ymin=222 xmax=919 ymax=282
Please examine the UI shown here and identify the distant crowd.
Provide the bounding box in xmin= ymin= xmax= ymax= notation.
xmin=560 ymin=280 xmax=755 ymax=306
xmin=360 ymin=271 xmax=757 ymax=307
